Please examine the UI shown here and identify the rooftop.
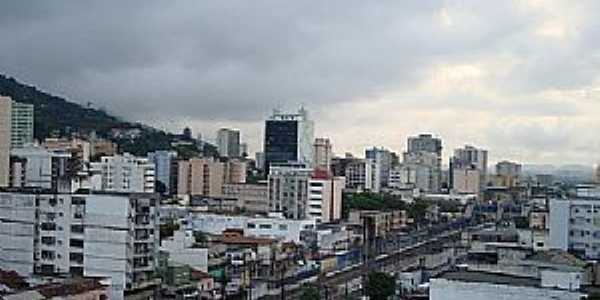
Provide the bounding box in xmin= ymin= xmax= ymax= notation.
xmin=439 ymin=270 xmax=540 ymax=288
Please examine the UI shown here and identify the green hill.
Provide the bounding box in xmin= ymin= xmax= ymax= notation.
xmin=0 ymin=74 xmax=218 ymax=157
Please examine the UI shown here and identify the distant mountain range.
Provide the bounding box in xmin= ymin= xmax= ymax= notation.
xmin=0 ymin=74 xmax=217 ymax=157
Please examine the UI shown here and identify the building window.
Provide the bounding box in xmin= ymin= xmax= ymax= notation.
xmin=247 ymin=223 xmax=256 ymax=229
xmin=259 ymin=224 xmax=272 ymax=229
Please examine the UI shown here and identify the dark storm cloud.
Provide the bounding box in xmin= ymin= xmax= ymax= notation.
xmin=1 ymin=1 xmax=600 ymax=163
xmin=0 ymin=1 xmax=534 ymax=119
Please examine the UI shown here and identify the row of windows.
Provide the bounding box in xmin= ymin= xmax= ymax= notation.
xmin=246 ymin=223 xmax=289 ymax=230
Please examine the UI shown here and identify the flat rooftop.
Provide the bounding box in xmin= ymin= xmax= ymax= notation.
xmin=439 ymin=270 xmax=540 ymax=288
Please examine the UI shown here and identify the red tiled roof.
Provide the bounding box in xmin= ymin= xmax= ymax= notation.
xmin=35 ymin=278 xmax=107 ymax=298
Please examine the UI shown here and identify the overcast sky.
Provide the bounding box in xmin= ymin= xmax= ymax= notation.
xmin=1 ymin=1 xmax=599 ymax=165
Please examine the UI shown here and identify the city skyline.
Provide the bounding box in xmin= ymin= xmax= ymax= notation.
xmin=2 ymin=1 xmax=600 ymax=165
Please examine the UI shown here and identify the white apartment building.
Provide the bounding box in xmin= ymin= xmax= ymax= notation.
xmin=344 ymin=159 xmax=375 ymax=192
xmin=0 ymin=96 xmax=11 ymax=187
xmin=308 ymin=173 xmax=344 ymax=224
xmin=406 ymin=134 xmax=442 ymax=193
xmin=0 ymin=192 xmax=160 ymax=300
xmin=391 ymin=151 xmax=440 ymax=193
xmin=90 ymin=153 xmax=155 ymax=193
xmin=216 ymin=128 xmax=241 ymax=158
xmin=549 ymin=185 xmax=600 ymax=259
xmin=366 ymin=147 xmax=393 ymax=189
xmin=187 ymin=213 xmax=315 ymax=243
xmin=9 ymin=146 xmax=72 ymax=190
xmin=268 ymin=164 xmax=313 ymax=219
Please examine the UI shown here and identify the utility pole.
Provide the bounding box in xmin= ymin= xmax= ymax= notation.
xmin=362 ymin=216 xmax=369 ymax=298
xmin=280 ymin=260 xmax=286 ymax=300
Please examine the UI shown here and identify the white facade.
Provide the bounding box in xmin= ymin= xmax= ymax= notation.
xmin=0 ymin=192 xmax=160 ymax=300
xmin=0 ymin=97 xmax=11 ymax=187
xmin=188 ymin=213 xmax=315 ymax=243
xmin=10 ymin=146 xmax=72 ymax=189
xmin=344 ymin=159 xmax=375 ymax=192
xmin=161 ymin=230 xmax=208 ymax=272
xmin=430 ymin=278 xmax=583 ymax=300
xmin=365 ymin=147 xmax=393 ymax=189
xmin=548 ymin=188 xmax=600 ymax=259
xmin=391 ymin=151 xmax=440 ymax=193
xmin=308 ymin=175 xmax=344 ymax=223
xmin=90 ymin=153 xmax=155 ymax=193
xmin=217 ymin=128 xmax=241 ymax=158
xmin=406 ymin=134 xmax=442 ymax=192
xmin=268 ymin=165 xmax=312 ymax=219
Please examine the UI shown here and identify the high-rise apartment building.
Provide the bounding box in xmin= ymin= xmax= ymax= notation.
xmin=148 ymin=150 xmax=177 ymax=194
xmin=177 ymin=157 xmax=245 ymax=198
xmin=496 ymin=160 xmax=522 ymax=177
xmin=308 ymin=169 xmax=344 ymax=223
xmin=0 ymin=191 xmax=160 ymax=300
xmin=450 ymin=145 xmax=488 ymax=194
xmin=451 ymin=145 xmax=488 ymax=176
xmin=0 ymin=96 xmax=11 ymax=187
xmin=9 ymin=146 xmax=73 ymax=191
xmin=366 ymin=147 xmax=393 ymax=189
xmin=344 ymin=158 xmax=376 ymax=192
xmin=89 ymin=154 xmax=155 ymax=193
xmin=391 ymin=151 xmax=440 ymax=192
xmin=10 ymin=101 xmax=34 ymax=148
xmin=549 ymin=185 xmax=600 ymax=260
xmin=406 ymin=134 xmax=442 ymax=192
xmin=313 ymin=138 xmax=333 ymax=170
xmin=493 ymin=160 xmax=523 ymax=188
xmin=263 ymin=107 xmax=314 ymax=173
xmin=216 ymin=128 xmax=241 ymax=158
xmin=268 ymin=164 xmax=312 ymax=219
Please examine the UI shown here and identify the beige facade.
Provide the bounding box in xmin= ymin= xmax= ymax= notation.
xmin=225 ymin=159 xmax=247 ymax=183
xmin=177 ymin=158 xmax=225 ymax=198
xmin=313 ymin=138 xmax=332 ymax=170
xmin=0 ymin=96 xmax=11 ymax=187
xmin=43 ymin=137 xmax=91 ymax=162
xmin=452 ymin=168 xmax=481 ymax=194
xmin=222 ymin=183 xmax=269 ymax=213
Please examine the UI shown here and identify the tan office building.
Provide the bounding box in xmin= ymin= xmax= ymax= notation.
xmin=0 ymin=97 xmax=11 ymax=187
xmin=177 ymin=158 xmax=225 ymax=198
